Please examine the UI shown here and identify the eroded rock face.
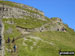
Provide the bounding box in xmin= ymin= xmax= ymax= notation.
xmin=0 ymin=2 xmax=67 ymax=32
xmin=16 ymin=20 xmax=66 ymax=33
xmin=0 ymin=4 xmax=45 ymax=20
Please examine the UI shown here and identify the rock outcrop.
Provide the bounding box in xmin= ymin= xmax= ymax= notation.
xmin=16 ymin=17 xmax=66 ymax=32
xmin=0 ymin=1 xmax=45 ymax=20
xmin=0 ymin=1 xmax=67 ymax=32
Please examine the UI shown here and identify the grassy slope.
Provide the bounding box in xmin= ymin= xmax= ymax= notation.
xmin=1 ymin=1 xmax=75 ymax=56
xmin=2 ymin=18 xmax=75 ymax=56
xmin=3 ymin=18 xmax=48 ymax=28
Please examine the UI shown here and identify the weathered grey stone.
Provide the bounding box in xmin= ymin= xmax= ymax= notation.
xmin=0 ymin=2 xmax=66 ymax=32
xmin=0 ymin=4 xmax=45 ymax=20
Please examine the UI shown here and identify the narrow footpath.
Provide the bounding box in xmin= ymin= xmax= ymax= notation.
xmin=0 ymin=20 xmax=5 ymax=56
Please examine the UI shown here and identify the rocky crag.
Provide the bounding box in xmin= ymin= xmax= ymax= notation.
xmin=0 ymin=1 xmax=70 ymax=33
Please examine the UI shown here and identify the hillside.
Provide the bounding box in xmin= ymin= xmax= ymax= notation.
xmin=0 ymin=1 xmax=75 ymax=56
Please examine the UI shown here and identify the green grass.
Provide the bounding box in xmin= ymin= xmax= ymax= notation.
xmin=2 ymin=18 xmax=75 ymax=56
xmin=3 ymin=22 xmax=21 ymax=40
xmin=3 ymin=18 xmax=48 ymax=28
xmin=31 ymin=31 xmax=75 ymax=56
xmin=2 ymin=18 xmax=50 ymax=56
xmin=1 ymin=1 xmax=75 ymax=56
xmin=2 ymin=21 xmax=20 ymax=56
